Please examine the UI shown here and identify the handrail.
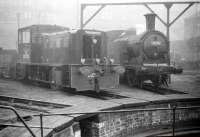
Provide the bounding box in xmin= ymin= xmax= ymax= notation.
xmin=34 ymin=106 xmax=200 ymax=137
xmin=0 ymin=105 xmax=37 ymax=137
xmin=32 ymin=106 xmax=200 ymax=116
xmin=1 ymin=105 xmax=200 ymax=137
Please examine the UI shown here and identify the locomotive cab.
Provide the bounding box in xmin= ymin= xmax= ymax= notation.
xmin=82 ymin=31 xmax=102 ymax=63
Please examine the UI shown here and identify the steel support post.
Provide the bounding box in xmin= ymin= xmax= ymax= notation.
xmin=80 ymin=5 xmax=85 ymax=29
xmin=40 ymin=114 xmax=43 ymax=137
xmin=165 ymin=3 xmax=173 ymax=62
xmin=172 ymin=106 xmax=176 ymax=136
xmin=165 ymin=3 xmax=173 ymax=83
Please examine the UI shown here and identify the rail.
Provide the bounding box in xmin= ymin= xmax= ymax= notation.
xmin=1 ymin=105 xmax=200 ymax=137
xmin=0 ymin=105 xmax=37 ymax=137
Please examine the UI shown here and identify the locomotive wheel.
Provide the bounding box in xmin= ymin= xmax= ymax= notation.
xmin=50 ymin=83 xmax=59 ymax=90
xmin=94 ymin=78 xmax=100 ymax=93
xmin=137 ymin=79 xmax=143 ymax=88
xmin=126 ymin=70 xmax=136 ymax=87
xmin=152 ymin=75 xmax=161 ymax=91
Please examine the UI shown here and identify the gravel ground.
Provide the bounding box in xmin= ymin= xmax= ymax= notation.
xmin=0 ymin=71 xmax=199 ymax=123
xmin=170 ymin=70 xmax=200 ymax=97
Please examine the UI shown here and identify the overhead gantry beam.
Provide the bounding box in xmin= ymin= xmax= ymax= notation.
xmin=80 ymin=1 xmax=199 ymax=29
xmin=81 ymin=1 xmax=199 ymax=6
xmin=169 ymin=3 xmax=194 ymax=26
xmin=81 ymin=5 xmax=105 ymax=29
xmin=144 ymin=3 xmax=195 ymax=30
xmin=80 ymin=1 xmax=200 ymax=29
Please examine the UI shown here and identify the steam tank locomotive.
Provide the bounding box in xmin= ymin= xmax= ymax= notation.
xmin=108 ymin=14 xmax=181 ymax=88
xmin=16 ymin=25 xmax=124 ymax=92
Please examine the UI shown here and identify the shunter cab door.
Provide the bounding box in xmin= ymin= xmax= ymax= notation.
xmin=71 ymin=30 xmax=120 ymax=91
xmin=71 ymin=31 xmax=104 ymax=91
xmin=82 ymin=32 xmax=102 ymax=63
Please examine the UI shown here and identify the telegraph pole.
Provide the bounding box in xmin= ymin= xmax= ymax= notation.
xmin=16 ymin=13 xmax=20 ymax=29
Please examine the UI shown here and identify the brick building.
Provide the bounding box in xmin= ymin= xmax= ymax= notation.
xmin=184 ymin=13 xmax=200 ymax=40
xmin=182 ymin=11 xmax=200 ymax=69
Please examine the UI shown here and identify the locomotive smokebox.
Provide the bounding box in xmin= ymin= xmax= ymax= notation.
xmin=144 ymin=13 xmax=156 ymax=31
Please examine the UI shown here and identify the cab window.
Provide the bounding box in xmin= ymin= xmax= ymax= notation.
xmin=83 ymin=35 xmax=101 ymax=59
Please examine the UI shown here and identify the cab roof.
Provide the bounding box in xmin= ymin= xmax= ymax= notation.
xmin=18 ymin=24 xmax=69 ymax=31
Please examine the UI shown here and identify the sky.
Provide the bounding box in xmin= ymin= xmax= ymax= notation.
xmin=0 ymin=0 xmax=200 ymax=49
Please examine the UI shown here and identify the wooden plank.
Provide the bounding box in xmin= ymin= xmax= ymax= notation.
xmin=36 ymin=115 xmax=74 ymax=129
xmin=0 ymin=126 xmax=52 ymax=137
xmin=20 ymin=128 xmax=51 ymax=137
xmin=0 ymin=114 xmax=74 ymax=137
xmin=0 ymin=127 xmax=27 ymax=137
xmin=7 ymin=115 xmax=74 ymax=130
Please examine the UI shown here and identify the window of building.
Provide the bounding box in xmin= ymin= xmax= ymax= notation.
xmin=24 ymin=12 xmax=32 ymax=20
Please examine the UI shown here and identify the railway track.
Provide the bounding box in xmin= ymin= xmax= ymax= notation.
xmin=0 ymin=95 xmax=71 ymax=113
xmin=142 ymin=84 xmax=187 ymax=95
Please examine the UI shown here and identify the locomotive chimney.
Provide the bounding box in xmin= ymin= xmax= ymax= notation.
xmin=144 ymin=13 xmax=156 ymax=31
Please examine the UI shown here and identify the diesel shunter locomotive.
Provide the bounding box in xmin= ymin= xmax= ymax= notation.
xmin=108 ymin=14 xmax=181 ymax=88
xmin=16 ymin=25 xmax=124 ymax=92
